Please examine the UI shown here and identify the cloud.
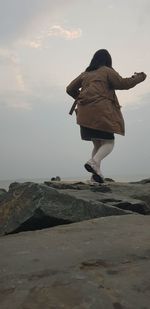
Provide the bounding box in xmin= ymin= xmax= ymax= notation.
xmin=26 ymin=40 xmax=42 ymax=49
xmin=22 ymin=39 xmax=42 ymax=49
xmin=0 ymin=83 xmax=66 ymax=111
xmin=0 ymin=47 xmax=19 ymax=65
xmin=47 ymin=25 xmax=82 ymax=40
xmin=0 ymin=1 xmax=82 ymax=110
xmin=0 ymin=0 xmax=72 ymax=45
xmin=21 ymin=25 xmax=82 ymax=50
xmin=0 ymin=90 xmax=32 ymax=110
xmin=0 ymin=48 xmax=26 ymax=94
xmin=16 ymin=73 xmax=26 ymax=91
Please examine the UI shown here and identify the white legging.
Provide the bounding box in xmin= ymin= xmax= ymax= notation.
xmin=91 ymin=139 xmax=115 ymax=172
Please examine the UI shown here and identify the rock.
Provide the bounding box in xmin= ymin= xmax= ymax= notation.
xmin=55 ymin=176 xmax=61 ymax=181
xmin=107 ymin=182 xmax=150 ymax=210
xmin=0 ymin=215 xmax=150 ymax=309
xmin=61 ymin=183 xmax=150 ymax=215
xmin=0 ymin=182 xmax=132 ymax=236
xmin=45 ymin=181 xmax=112 ymax=192
xmin=1 ymin=179 xmax=150 ymax=236
xmin=0 ymin=188 xmax=8 ymax=203
xmin=90 ymin=185 xmax=112 ymax=193
xmin=44 ymin=181 xmax=87 ymax=190
xmin=45 ymin=180 xmax=111 ymax=191
xmin=107 ymin=199 xmax=149 ymax=215
xmin=50 ymin=176 xmax=61 ymax=181
xmin=105 ymin=177 xmax=115 ymax=182
xmin=130 ymin=178 xmax=150 ymax=184
xmin=0 ymin=188 xmax=7 ymax=194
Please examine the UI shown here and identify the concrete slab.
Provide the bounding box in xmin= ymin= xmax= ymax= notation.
xmin=0 ymin=215 xmax=150 ymax=308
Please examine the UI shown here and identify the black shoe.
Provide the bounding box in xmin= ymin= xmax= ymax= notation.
xmin=92 ymin=174 xmax=104 ymax=184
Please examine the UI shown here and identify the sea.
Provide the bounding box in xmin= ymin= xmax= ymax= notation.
xmin=0 ymin=175 xmax=149 ymax=191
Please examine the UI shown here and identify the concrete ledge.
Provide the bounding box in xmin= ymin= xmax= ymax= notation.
xmin=0 ymin=215 xmax=150 ymax=308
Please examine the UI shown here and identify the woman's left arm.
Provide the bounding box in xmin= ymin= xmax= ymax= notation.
xmin=108 ymin=68 xmax=146 ymax=90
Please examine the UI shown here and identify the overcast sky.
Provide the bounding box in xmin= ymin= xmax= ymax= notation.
xmin=0 ymin=0 xmax=149 ymax=181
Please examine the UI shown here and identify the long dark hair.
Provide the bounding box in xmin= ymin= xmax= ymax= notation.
xmin=86 ymin=49 xmax=112 ymax=72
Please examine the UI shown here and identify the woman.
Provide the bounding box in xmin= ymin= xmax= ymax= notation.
xmin=66 ymin=49 xmax=146 ymax=183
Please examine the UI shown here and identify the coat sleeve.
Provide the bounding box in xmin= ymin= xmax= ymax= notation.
xmin=66 ymin=73 xmax=83 ymax=99
xmin=108 ymin=68 xmax=146 ymax=90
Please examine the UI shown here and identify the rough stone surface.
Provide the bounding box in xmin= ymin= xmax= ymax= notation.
xmin=0 ymin=215 xmax=150 ymax=309
xmin=44 ymin=181 xmax=113 ymax=192
xmin=0 ymin=180 xmax=150 ymax=236
xmin=0 ymin=188 xmax=7 ymax=194
xmin=0 ymin=182 xmax=132 ymax=236
xmin=66 ymin=190 xmax=149 ymax=215
xmin=130 ymin=178 xmax=150 ymax=184
xmin=104 ymin=177 xmax=115 ymax=182
xmin=55 ymin=181 xmax=150 ymax=216
xmin=0 ymin=188 xmax=7 ymax=203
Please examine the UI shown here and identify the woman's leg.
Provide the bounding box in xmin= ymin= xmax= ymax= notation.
xmin=85 ymin=139 xmax=114 ymax=183
xmin=91 ymin=140 xmax=102 ymax=159
xmin=89 ymin=140 xmax=102 ymax=182
xmin=93 ymin=139 xmax=115 ymax=169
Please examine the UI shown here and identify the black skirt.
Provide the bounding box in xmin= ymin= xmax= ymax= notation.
xmin=80 ymin=126 xmax=115 ymax=141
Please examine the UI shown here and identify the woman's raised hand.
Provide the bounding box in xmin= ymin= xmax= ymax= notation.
xmin=134 ymin=72 xmax=147 ymax=80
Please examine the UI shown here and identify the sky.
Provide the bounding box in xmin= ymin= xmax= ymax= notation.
xmin=0 ymin=0 xmax=149 ymax=181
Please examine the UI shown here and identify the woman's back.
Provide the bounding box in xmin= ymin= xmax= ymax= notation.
xmin=78 ymin=66 xmax=114 ymax=106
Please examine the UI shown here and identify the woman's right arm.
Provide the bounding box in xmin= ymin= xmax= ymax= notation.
xmin=66 ymin=73 xmax=84 ymax=99
xmin=108 ymin=68 xmax=146 ymax=90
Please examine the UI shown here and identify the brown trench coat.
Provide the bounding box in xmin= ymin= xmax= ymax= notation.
xmin=66 ymin=66 xmax=145 ymax=135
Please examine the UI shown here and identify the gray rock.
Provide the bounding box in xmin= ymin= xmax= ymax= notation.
xmin=1 ymin=179 xmax=150 ymax=236
xmin=90 ymin=185 xmax=112 ymax=193
xmin=107 ymin=182 xmax=150 ymax=210
xmin=61 ymin=182 xmax=150 ymax=215
xmin=110 ymin=199 xmax=149 ymax=214
xmin=0 ymin=182 xmax=131 ymax=236
xmin=50 ymin=176 xmax=61 ymax=181
xmin=0 ymin=188 xmax=7 ymax=194
xmin=105 ymin=177 xmax=115 ymax=182
xmin=0 ymin=188 xmax=8 ymax=203
xmin=130 ymin=178 xmax=150 ymax=184
xmin=45 ymin=181 xmax=112 ymax=192
xmin=55 ymin=176 xmax=61 ymax=181
xmin=44 ymin=180 xmax=87 ymax=190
